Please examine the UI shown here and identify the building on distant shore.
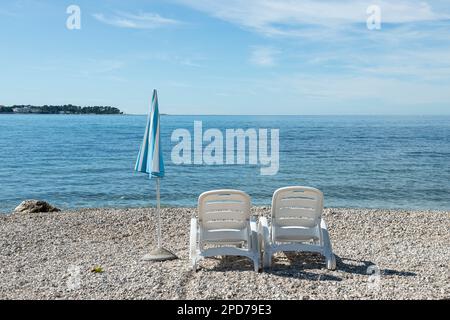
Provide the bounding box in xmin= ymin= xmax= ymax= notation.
xmin=13 ymin=107 xmax=32 ymax=113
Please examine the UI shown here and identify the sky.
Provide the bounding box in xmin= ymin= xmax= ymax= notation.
xmin=0 ymin=0 xmax=449 ymax=115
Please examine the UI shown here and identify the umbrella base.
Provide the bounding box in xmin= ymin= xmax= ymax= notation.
xmin=142 ymin=247 xmax=178 ymax=262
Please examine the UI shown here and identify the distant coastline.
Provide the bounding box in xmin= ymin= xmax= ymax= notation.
xmin=0 ymin=105 xmax=123 ymax=115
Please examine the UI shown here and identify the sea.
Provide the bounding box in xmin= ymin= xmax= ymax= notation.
xmin=0 ymin=114 xmax=449 ymax=213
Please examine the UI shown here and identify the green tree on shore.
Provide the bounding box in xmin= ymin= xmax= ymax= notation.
xmin=0 ymin=105 xmax=123 ymax=114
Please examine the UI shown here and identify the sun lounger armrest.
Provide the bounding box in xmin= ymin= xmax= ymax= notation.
xmin=191 ymin=217 xmax=198 ymax=235
xmin=190 ymin=218 xmax=198 ymax=259
xmin=249 ymin=217 xmax=258 ymax=242
xmin=250 ymin=216 xmax=258 ymax=232
xmin=320 ymin=219 xmax=333 ymax=256
xmin=258 ymin=217 xmax=270 ymax=250
xmin=259 ymin=217 xmax=269 ymax=231
xmin=249 ymin=217 xmax=258 ymax=252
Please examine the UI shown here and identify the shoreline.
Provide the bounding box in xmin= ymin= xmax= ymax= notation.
xmin=0 ymin=113 xmax=125 ymax=116
xmin=0 ymin=207 xmax=449 ymax=300
xmin=2 ymin=205 xmax=449 ymax=216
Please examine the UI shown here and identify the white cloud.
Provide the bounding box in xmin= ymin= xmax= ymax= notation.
xmin=250 ymin=46 xmax=280 ymax=66
xmin=222 ymin=72 xmax=450 ymax=114
xmin=177 ymin=0 xmax=449 ymax=36
xmin=89 ymin=59 xmax=125 ymax=74
xmin=133 ymin=52 xmax=204 ymax=67
xmin=93 ymin=11 xmax=180 ymax=29
xmin=351 ymin=49 xmax=450 ymax=81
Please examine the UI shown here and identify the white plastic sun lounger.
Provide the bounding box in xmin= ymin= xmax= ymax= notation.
xmin=259 ymin=186 xmax=336 ymax=270
xmin=189 ymin=190 xmax=260 ymax=272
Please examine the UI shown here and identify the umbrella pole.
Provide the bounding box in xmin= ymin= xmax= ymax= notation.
xmin=142 ymin=176 xmax=177 ymax=261
xmin=156 ymin=177 xmax=161 ymax=249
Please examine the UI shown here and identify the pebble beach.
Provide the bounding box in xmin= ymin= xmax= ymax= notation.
xmin=0 ymin=207 xmax=449 ymax=300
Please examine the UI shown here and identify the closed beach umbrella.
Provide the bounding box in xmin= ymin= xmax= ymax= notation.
xmin=135 ymin=89 xmax=177 ymax=261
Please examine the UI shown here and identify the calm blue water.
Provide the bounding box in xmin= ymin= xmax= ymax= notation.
xmin=0 ymin=115 xmax=449 ymax=213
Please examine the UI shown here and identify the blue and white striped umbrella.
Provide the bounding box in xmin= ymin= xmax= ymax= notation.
xmin=135 ymin=90 xmax=176 ymax=261
xmin=135 ymin=89 xmax=165 ymax=178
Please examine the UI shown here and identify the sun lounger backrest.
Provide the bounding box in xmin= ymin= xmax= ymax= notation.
xmin=272 ymin=187 xmax=323 ymax=228
xmin=198 ymin=190 xmax=251 ymax=231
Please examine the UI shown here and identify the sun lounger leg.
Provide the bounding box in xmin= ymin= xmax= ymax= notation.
xmin=190 ymin=218 xmax=199 ymax=271
xmin=321 ymin=219 xmax=336 ymax=270
xmin=250 ymin=219 xmax=260 ymax=272
xmin=259 ymin=217 xmax=272 ymax=269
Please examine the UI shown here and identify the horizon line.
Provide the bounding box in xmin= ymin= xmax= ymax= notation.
xmin=125 ymin=113 xmax=450 ymax=117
